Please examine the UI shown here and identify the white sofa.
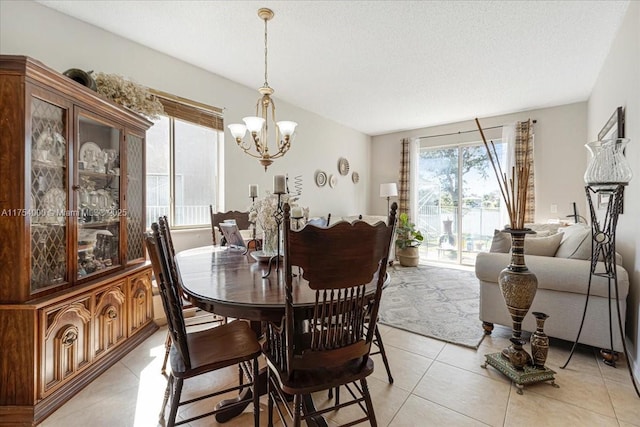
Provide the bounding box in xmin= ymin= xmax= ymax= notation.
xmin=475 ymin=223 xmax=630 ymax=351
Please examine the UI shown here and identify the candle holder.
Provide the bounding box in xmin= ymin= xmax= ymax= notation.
xmin=292 ymin=215 xmax=303 ymax=231
xmin=244 ymin=195 xmax=261 ymax=255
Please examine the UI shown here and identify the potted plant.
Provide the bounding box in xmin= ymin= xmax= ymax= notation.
xmin=395 ymin=213 xmax=424 ymax=267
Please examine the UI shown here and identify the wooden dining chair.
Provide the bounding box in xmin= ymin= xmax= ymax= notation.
xmin=328 ymin=214 xmax=395 ymax=406
xmin=146 ymin=220 xmax=262 ymax=427
xmin=157 ymin=216 xmax=226 ymax=374
xmin=263 ymin=202 xmax=397 ymax=427
xmin=209 ymin=206 xmax=251 ymax=245
xmin=356 ymin=213 xmax=394 ymax=383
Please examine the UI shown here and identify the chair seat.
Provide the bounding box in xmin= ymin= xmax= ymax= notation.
xmin=267 ymin=355 xmax=374 ymax=395
xmin=170 ymin=320 xmax=261 ymax=378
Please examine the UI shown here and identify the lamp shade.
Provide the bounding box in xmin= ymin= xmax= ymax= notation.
xmin=380 ymin=183 xmax=398 ymax=198
xmin=276 ymin=121 xmax=298 ymax=137
xmin=243 ymin=116 xmax=266 ymax=133
xmin=228 ymin=124 xmax=247 ymax=139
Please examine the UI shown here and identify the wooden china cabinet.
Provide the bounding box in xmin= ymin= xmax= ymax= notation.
xmin=0 ymin=56 xmax=158 ymax=426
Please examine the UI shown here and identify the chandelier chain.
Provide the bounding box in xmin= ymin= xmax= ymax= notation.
xmin=263 ymin=16 xmax=269 ymax=88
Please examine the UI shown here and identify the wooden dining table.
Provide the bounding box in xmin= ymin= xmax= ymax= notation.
xmin=175 ymin=245 xmax=385 ymax=426
xmin=175 ymin=245 xmax=324 ymax=322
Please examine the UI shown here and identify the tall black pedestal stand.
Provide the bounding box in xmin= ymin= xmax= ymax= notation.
xmin=561 ymin=185 xmax=639 ymax=397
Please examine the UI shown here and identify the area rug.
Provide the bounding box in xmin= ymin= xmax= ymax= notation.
xmin=378 ymin=263 xmax=485 ymax=349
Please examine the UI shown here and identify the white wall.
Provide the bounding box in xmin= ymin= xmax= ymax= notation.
xmin=0 ymin=0 xmax=372 ymax=250
xmin=370 ymin=103 xmax=588 ymax=222
xmin=588 ymin=1 xmax=640 ymax=385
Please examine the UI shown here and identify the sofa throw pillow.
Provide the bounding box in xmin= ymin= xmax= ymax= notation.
xmin=489 ymin=230 xmax=511 ymax=253
xmin=555 ymin=224 xmax=591 ymax=259
xmin=523 ymin=232 xmax=564 ymax=256
xmin=489 ymin=228 xmax=554 ymax=253
xmin=525 ymin=223 xmax=562 ymax=235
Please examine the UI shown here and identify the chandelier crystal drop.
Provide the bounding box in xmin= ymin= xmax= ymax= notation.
xmin=228 ymin=8 xmax=297 ymax=171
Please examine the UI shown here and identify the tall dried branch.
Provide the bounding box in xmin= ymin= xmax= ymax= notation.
xmin=475 ymin=118 xmax=531 ymax=230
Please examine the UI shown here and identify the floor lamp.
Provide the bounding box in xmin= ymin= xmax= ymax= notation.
xmin=380 ymin=183 xmax=398 ymax=214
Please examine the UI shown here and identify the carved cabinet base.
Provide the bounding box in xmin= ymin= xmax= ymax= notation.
xmin=0 ymin=265 xmax=158 ymax=426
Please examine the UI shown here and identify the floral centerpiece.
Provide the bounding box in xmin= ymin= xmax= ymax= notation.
xmin=249 ymin=192 xmax=306 ymax=254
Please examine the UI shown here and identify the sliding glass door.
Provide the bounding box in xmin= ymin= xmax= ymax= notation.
xmin=416 ymin=141 xmax=505 ymax=265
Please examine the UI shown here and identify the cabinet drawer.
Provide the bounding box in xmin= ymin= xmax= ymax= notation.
xmin=39 ymin=295 xmax=93 ymax=398
xmin=128 ymin=268 xmax=154 ymax=335
xmin=94 ymin=281 xmax=127 ymax=359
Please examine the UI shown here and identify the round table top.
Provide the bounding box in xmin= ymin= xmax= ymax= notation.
xmin=175 ymin=245 xmax=385 ymax=322
xmin=175 ymin=246 xmax=313 ymax=322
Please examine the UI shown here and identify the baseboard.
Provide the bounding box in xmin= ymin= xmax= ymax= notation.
xmin=625 ymin=336 xmax=640 ymax=390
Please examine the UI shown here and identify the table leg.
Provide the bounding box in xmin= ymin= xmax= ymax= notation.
xmin=214 ymin=367 xmax=267 ymax=422
xmin=214 ymin=369 xmax=327 ymax=426
xmin=214 ymin=320 xmax=327 ymax=426
xmin=215 ymin=320 xmax=266 ymax=423
xmin=302 ymin=394 xmax=328 ymax=427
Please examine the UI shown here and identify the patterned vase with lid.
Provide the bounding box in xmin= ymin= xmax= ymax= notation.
xmin=531 ymin=312 xmax=550 ymax=368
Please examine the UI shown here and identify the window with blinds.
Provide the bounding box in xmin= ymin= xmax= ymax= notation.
xmin=146 ymin=91 xmax=223 ymax=228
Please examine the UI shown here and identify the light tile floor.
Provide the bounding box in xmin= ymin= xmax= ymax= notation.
xmin=41 ymin=322 xmax=640 ymax=427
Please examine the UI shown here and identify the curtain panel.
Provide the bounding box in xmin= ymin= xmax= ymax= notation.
xmin=398 ymin=138 xmax=411 ymax=216
xmin=515 ymin=120 xmax=535 ymax=224
xmin=501 ymin=120 xmax=535 ymax=225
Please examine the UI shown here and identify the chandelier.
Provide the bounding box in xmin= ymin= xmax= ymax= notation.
xmin=228 ymin=8 xmax=297 ymax=171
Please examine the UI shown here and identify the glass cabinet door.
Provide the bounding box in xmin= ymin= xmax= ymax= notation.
xmin=30 ymin=97 xmax=69 ymax=292
xmin=126 ymin=133 xmax=145 ymax=263
xmin=77 ymin=114 xmax=122 ymax=279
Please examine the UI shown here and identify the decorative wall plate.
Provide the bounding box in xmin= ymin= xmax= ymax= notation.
xmin=338 ymin=157 xmax=350 ymax=176
xmin=352 ymin=171 xmax=360 ymax=183
xmin=329 ymin=174 xmax=338 ymax=188
xmin=315 ymin=171 xmax=327 ymax=187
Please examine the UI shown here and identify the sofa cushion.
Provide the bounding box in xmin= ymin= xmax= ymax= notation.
xmin=555 ymin=224 xmax=591 ymax=259
xmin=489 ymin=229 xmax=561 ymax=255
xmin=524 ymin=233 xmax=563 ymax=256
xmin=526 ymin=223 xmax=563 ymax=234
xmin=489 ymin=230 xmax=512 ymax=253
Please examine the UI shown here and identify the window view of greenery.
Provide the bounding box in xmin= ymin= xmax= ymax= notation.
xmin=146 ymin=116 xmax=219 ymax=228
xmin=417 ymin=142 xmax=505 ymax=265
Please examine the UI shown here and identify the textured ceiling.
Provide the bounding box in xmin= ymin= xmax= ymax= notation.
xmin=37 ymin=0 xmax=629 ymax=136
